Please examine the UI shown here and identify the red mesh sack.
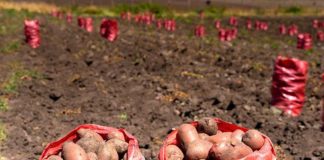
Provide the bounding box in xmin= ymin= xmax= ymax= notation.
xmin=229 ymin=16 xmax=238 ymax=26
xmin=246 ymin=19 xmax=252 ymax=30
xmin=271 ymin=56 xmax=308 ymax=116
xmin=288 ymin=24 xmax=298 ymax=36
xmin=313 ymin=19 xmax=319 ymax=29
xmin=297 ymin=33 xmax=312 ymax=50
xmin=195 ymin=25 xmax=205 ymax=38
xmin=66 ymin=13 xmax=73 ymax=23
xmin=156 ymin=19 xmax=162 ymax=29
xmin=214 ymin=20 xmax=221 ymax=29
xmin=158 ymin=118 xmax=276 ymax=160
xmin=279 ymin=24 xmax=286 ymax=35
xmin=24 ymin=19 xmax=40 ymax=48
xmin=78 ymin=17 xmax=93 ymax=32
xmin=100 ymin=19 xmax=119 ymax=42
xmin=39 ymin=124 xmax=144 ymax=160
xmin=317 ymin=31 xmax=324 ymax=41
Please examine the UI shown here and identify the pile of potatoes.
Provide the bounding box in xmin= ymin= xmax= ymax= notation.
xmin=45 ymin=129 xmax=129 ymax=160
xmin=166 ymin=118 xmax=265 ymax=160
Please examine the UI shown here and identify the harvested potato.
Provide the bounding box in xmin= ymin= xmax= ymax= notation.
xmin=230 ymin=129 xmax=244 ymax=145
xmin=46 ymin=155 xmax=63 ymax=160
xmin=97 ymin=142 xmax=119 ymax=160
xmin=87 ymin=152 xmax=98 ymax=160
xmin=77 ymin=129 xmax=104 ymax=142
xmin=106 ymin=138 xmax=128 ymax=154
xmin=209 ymin=141 xmax=233 ymax=160
xmin=77 ymin=137 xmax=103 ymax=153
xmin=178 ymin=124 xmax=199 ymax=149
xmin=231 ymin=143 xmax=253 ymax=159
xmin=242 ymin=129 xmax=265 ymax=150
xmin=107 ymin=130 xmax=126 ymax=141
xmin=198 ymin=133 xmax=209 ymax=140
xmin=62 ymin=142 xmax=88 ymax=160
xmin=208 ymin=132 xmax=231 ymax=144
xmin=166 ymin=145 xmax=184 ymax=160
xmin=197 ymin=118 xmax=218 ymax=135
xmin=185 ymin=139 xmax=212 ymax=160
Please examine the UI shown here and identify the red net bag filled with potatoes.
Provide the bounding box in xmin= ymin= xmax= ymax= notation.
xmin=271 ymin=56 xmax=308 ymax=117
xmin=159 ymin=118 xmax=276 ymax=160
xmin=39 ymin=124 xmax=144 ymax=160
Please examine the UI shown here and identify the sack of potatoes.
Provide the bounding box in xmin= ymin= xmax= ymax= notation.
xmin=158 ymin=118 xmax=276 ymax=160
xmin=39 ymin=124 xmax=144 ymax=160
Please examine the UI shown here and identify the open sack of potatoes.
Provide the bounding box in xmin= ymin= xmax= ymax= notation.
xmin=159 ymin=118 xmax=276 ymax=160
xmin=40 ymin=124 xmax=144 ymax=160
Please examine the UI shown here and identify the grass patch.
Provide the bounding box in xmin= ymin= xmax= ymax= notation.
xmin=0 ymin=124 xmax=6 ymax=142
xmin=202 ymin=6 xmax=225 ymax=18
xmin=285 ymin=6 xmax=303 ymax=15
xmin=2 ymin=69 xmax=42 ymax=94
xmin=0 ymin=98 xmax=8 ymax=111
xmin=0 ymin=40 xmax=20 ymax=54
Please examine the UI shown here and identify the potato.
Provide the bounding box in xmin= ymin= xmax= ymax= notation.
xmin=87 ymin=152 xmax=98 ymax=160
xmin=242 ymin=129 xmax=265 ymax=150
xmin=231 ymin=143 xmax=253 ymax=159
xmin=185 ymin=139 xmax=212 ymax=160
xmin=197 ymin=118 xmax=218 ymax=135
xmin=106 ymin=138 xmax=128 ymax=154
xmin=178 ymin=124 xmax=199 ymax=149
xmin=230 ymin=129 xmax=244 ymax=145
xmin=166 ymin=145 xmax=184 ymax=160
xmin=208 ymin=132 xmax=231 ymax=144
xmin=97 ymin=142 xmax=119 ymax=160
xmin=46 ymin=155 xmax=63 ymax=160
xmin=62 ymin=142 xmax=88 ymax=160
xmin=198 ymin=133 xmax=209 ymax=140
xmin=77 ymin=129 xmax=104 ymax=142
xmin=77 ymin=137 xmax=103 ymax=153
xmin=209 ymin=141 xmax=233 ymax=160
xmin=107 ymin=130 xmax=125 ymax=141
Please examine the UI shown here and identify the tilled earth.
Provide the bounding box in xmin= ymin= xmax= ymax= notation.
xmin=0 ymin=14 xmax=323 ymax=160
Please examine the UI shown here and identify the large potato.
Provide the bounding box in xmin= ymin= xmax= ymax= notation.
xmin=178 ymin=124 xmax=199 ymax=149
xmin=107 ymin=131 xmax=126 ymax=141
xmin=77 ymin=129 xmax=104 ymax=142
xmin=197 ymin=118 xmax=218 ymax=136
xmin=185 ymin=139 xmax=212 ymax=160
xmin=242 ymin=130 xmax=265 ymax=150
xmin=77 ymin=137 xmax=103 ymax=153
xmin=106 ymin=138 xmax=129 ymax=154
xmin=97 ymin=142 xmax=119 ymax=160
xmin=62 ymin=142 xmax=88 ymax=160
xmin=166 ymin=145 xmax=184 ymax=160
xmin=87 ymin=152 xmax=98 ymax=160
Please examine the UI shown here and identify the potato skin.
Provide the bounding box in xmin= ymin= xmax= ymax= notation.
xmin=197 ymin=118 xmax=218 ymax=136
xmin=208 ymin=132 xmax=231 ymax=144
xmin=46 ymin=155 xmax=63 ymax=160
xmin=198 ymin=133 xmax=209 ymax=140
xmin=209 ymin=141 xmax=233 ymax=160
xmin=178 ymin=124 xmax=199 ymax=149
xmin=76 ymin=137 xmax=103 ymax=153
xmin=62 ymin=142 xmax=88 ymax=160
xmin=230 ymin=129 xmax=244 ymax=145
xmin=87 ymin=152 xmax=98 ymax=160
xmin=77 ymin=129 xmax=104 ymax=142
xmin=242 ymin=130 xmax=265 ymax=150
xmin=185 ymin=139 xmax=213 ymax=160
xmin=97 ymin=142 xmax=119 ymax=160
xmin=166 ymin=145 xmax=184 ymax=160
xmin=231 ymin=143 xmax=253 ymax=159
xmin=106 ymin=138 xmax=129 ymax=154
xmin=107 ymin=131 xmax=125 ymax=141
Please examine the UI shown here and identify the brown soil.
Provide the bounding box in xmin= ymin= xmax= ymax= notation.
xmin=0 ymin=15 xmax=323 ymax=160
